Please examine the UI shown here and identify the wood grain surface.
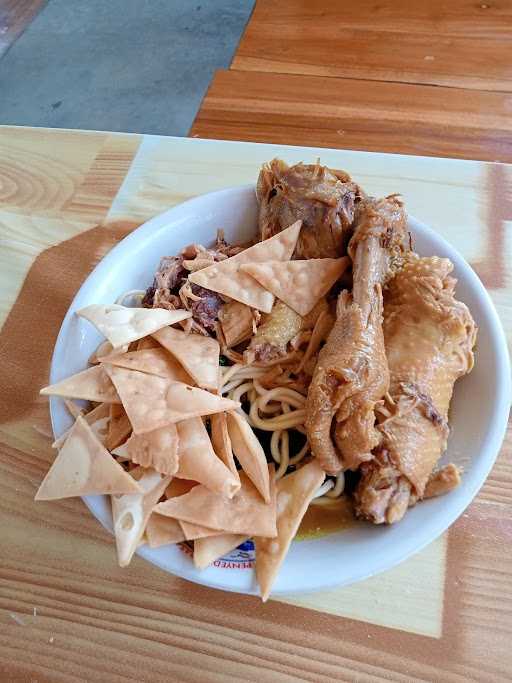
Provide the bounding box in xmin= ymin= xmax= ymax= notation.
xmin=1 ymin=126 xmax=512 ymax=682
xmin=232 ymin=0 xmax=512 ymax=91
xmin=190 ymin=69 xmax=512 ymax=162
xmin=0 ymin=0 xmax=47 ymax=58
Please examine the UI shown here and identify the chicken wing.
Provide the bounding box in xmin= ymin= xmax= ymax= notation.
xmin=354 ymin=255 xmax=477 ymax=524
xmin=306 ymin=195 xmax=409 ymax=474
xmin=257 ymin=158 xmax=363 ymax=258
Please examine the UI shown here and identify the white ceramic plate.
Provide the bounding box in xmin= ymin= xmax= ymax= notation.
xmin=48 ymin=184 xmax=511 ymax=597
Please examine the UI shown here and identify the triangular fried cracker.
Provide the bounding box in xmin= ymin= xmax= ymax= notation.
xmin=76 ymin=303 xmax=191 ymax=348
xmin=210 ymin=413 xmax=239 ymax=481
xmin=241 ymin=257 xmax=349 ymax=317
xmin=151 ymin=327 xmax=219 ymax=390
xmin=188 ymin=221 xmax=302 ymax=313
xmin=104 ymin=405 xmax=132 ymax=451
xmin=40 ymin=365 xmax=121 ymax=404
xmin=176 ymin=417 xmax=240 ymax=498
xmin=165 ymin=478 xmax=197 ymax=498
xmin=194 ymin=534 xmax=250 ymax=570
xmin=146 ymin=514 xmax=185 ymax=548
xmin=136 ymin=336 xmax=160 ymax=351
xmin=255 ymin=461 xmax=325 ymax=601
xmin=112 ymin=468 xmax=171 ymax=566
xmin=101 ymin=348 xmax=193 ymax=384
xmin=91 ymin=341 xmax=129 ymax=364
xmin=226 ymin=411 xmax=270 ymax=503
xmin=35 ymin=415 xmax=142 ymax=501
xmin=104 ymin=365 xmax=239 ymax=434
xmin=52 ymin=402 xmax=111 ymax=450
xmin=179 ymin=521 xmax=220 ymax=541
xmin=153 ymin=469 xmax=277 ymax=537
xmin=122 ymin=423 xmax=180 ymax=475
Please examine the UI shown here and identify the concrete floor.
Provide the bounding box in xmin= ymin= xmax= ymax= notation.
xmin=0 ymin=0 xmax=254 ymax=136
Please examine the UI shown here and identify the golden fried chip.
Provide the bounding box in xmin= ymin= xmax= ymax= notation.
xmin=179 ymin=521 xmax=220 ymax=541
xmin=104 ymin=365 xmax=240 ymax=434
xmin=122 ymin=423 xmax=180 ymax=475
xmin=241 ymin=257 xmax=349 ymax=317
xmin=255 ymin=461 xmax=325 ymax=601
xmin=210 ymin=412 xmax=239 ymax=481
xmin=35 ymin=415 xmax=142 ymax=501
xmin=101 ymin=348 xmax=193 ymax=384
xmin=153 ymin=469 xmax=277 ymax=537
xmin=194 ymin=534 xmax=249 ymax=570
xmin=104 ymin=405 xmax=132 ymax=451
xmin=146 ymin=515 xmax=185 ymax=547
xmin=76 ymin=304 xmax=191 ymax=348
xmin=52 ymin=402 xmax=111 ymax=450
xmin=226 ymin=411 xmax=270 ymax=503
xmin=176 ymin=417 xmax=240 ymax=497
xmin=152 ymin=327 xmax=219 ymax=390
xmin=188 ymin=221 xmax=302 ymax=313
xmin=40 ymin=365 xmax=121 ymax=404
xmin=112 ymin=468 xmax=171 ymax=566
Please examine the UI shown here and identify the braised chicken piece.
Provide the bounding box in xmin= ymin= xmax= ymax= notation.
xmin=257 ymin=158 xmax=363 ymax=259
xmin=354 ymin=255 xmax=477 ymax=524
xmin=306 ymin=195 xmax=409 ymax=475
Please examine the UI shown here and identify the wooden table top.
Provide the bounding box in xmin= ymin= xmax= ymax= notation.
xmin=1 ymin=125 xmax=511 ymax=682
xmin=191 ymin=0 xmax=512 ymax=163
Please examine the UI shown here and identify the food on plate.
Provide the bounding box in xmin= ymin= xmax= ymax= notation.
xmin=37 ymin=158 xmax=477 ymax=601
xmin=305 ymin=195 xmax=409 ymax=474
xmin=257 ymin=158 xmax=363 ymax=258
xmin=354 ymin=255 xmax=476 ymax=524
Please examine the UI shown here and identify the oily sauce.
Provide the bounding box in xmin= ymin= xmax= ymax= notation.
xmin=297 ymin=495 xmax=357 ymax=540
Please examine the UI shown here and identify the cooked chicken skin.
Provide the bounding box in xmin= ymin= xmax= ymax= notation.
xmin=257 ymin=158 xmax=363 ymax=258
xmin=354 ymin=255 xmax=477 ymax=524
xmin=306 ymin=195 xmax=409 ymax=475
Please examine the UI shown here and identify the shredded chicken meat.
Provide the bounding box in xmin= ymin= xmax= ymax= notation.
xmin=305 ymin=195 xmax=409 ymax=475
xmin=354 ymin=255 xmax=477 ymax=524
xmin=257 ymin=158 xmax=363 ymax=258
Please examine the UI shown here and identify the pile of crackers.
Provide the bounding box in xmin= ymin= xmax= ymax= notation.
xmin=37 ymin=222 xmax=350 ymax=599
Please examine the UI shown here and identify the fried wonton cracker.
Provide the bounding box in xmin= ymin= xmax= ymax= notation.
xmin=176 ymin=417 xmax=240 ymax=497
xmin=91 ymin=341 xmax=129 ymax=364
xmin=104 ymin=405 xmax=132 ymax=451
xmin=122 ymin=423 xmax=180 ymax=475
xmin=152 ymin=327 xmax=219 ymax=390
xmin=136 ymin=336 xmax=160 ymax=351
xmin=52 ymin=402 xmax=111 ymax=450
xmin=146 ymin=515 xmax=186 ymax=547
xmin=226 ymin=411 xmax=270 ymax=503
xmin=179 ymin=521 xmax=220 ymax=541
xmin=145 ymin=478 xmax=197 ymax=547
xmin=76 ymin=304 xmax=191 ymax=348
xmin=104 ymin=365 xmax=240 ymax=434
xmin=101 ymin=348 xmax=193 ymax=384
xmin=112 ymin=468 xmax=171 ymax=566
xmin=40 ymin=365 xmax=121 ymax=404
xmin=153 ymin=469 xmax=277 ymax=537
xmin=194 ymin=534 xmax=250 ymax=570
xmin=188 ymin=221 xmax=302 ymax=313
xmin=210 ymin=412 xmax=239 ymax=481
xmin=255 ymin=461 xmax=325 ymax=601
xmin=35 ymin=415 xmax=142 ymax=501
xmin=241 ymin=257 xmax=349 ymax=317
